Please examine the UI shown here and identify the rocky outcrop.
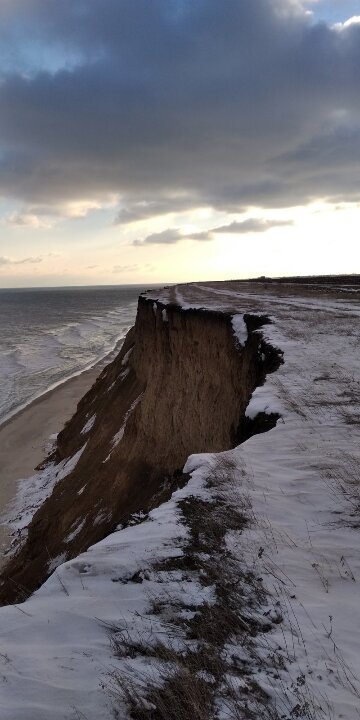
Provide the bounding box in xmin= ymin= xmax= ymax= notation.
xmin=0 ymin=294 xmax=282 ymax=605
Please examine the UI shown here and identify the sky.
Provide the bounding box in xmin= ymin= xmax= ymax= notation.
xmin=0 ymin=0 xmax=359 ymax=288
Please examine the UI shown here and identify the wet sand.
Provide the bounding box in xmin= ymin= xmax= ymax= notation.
xmin=0 ymin=360 xmax=108 ymax=558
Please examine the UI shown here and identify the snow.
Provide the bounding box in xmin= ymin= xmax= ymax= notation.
xmin=93 ymin=511 xmax=110 ymax=526
xmin=174 ymin=287 xmax=188 ymax=308
xmin=81 ymin=413 xmax=96 ymax=434
xmin=112 ymin=393 xmax=143 ymax=447
xmin=245 ymin=383 xmax=284 ymax=418
xmin=44 ymin=432 xmax=58 ymax=454
xmin=103 ymin=393 xmax=144 ymax=462
xmin=108 ymin=368 xmax=130 ymax=394
xmin=183 ymin=452 xmax=214 ymax=475
xmin=3 ymin=443 xmax=88 ymax=541
xmin=0 ymin=283 xmax=359 ymax=718
xmin=231 ymin=313 xmax=248 ymax=347
xmin=0 ymin=471 xmax=210 ymax=720
xmin=226 ymin=297 xmax=360 ymax=719
xmin=162 ymin=308 xmax=168 ymax=322
xmin=121 ymin=347 xmax=133 ymax=366
xmin=65 ymin=518 xmax=86 ymax=543
xmin=47 ymin=552 xmax=67 ymax=574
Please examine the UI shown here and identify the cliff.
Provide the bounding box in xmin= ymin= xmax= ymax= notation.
xmin=0 ymin=292 xmax=282 ymax=605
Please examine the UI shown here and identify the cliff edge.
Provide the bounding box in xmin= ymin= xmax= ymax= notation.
xmin=0 ymin=289 xmax=282 ymax=604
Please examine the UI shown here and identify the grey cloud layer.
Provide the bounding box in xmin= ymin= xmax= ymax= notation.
xmin=0 ymin=0 xmax=360 ymax=218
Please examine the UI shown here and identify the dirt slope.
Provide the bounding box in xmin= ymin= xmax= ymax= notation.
xmin=0 ymin=294 xmax=282 ymax=604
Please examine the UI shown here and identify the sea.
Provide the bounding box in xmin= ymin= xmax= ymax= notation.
xmin=0 ymin=285 xmax=151 ymax=426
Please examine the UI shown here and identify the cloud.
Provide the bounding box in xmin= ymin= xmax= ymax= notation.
xmin=133 ymin=227 xmax=215 ymax=246
xmin=0 ymin=255 xmax=43 ymax=266
xmin=133 ymin=229 xmax=183 ymax=246
xmin=114 ymin=197 xmax=197 ymax=225
xmin=112 ymin=264 xmax=140 ymax=273
xmin=4 ymin=212 xmax=54 ymax=228
xmin=134 ymin=217 xmax=292 ymax=245
xmin=186 ymin=230 xmax=214 ymax=241
xmin=334 ymin=16 xmax=360 ymax=30
xmin=213 ymin=218 xmax=293 ymax=234
xmin=0 ymin=0 xmax=359 ymax=220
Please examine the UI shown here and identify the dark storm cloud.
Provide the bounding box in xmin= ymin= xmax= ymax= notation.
xmin=0 ymin=0 xmax=360 ymax=219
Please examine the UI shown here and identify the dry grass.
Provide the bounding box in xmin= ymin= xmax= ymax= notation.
xmin=108 ymin=457 xmax=280 ymax=719
xmin=112 ymin=666 xmax=213 ymax=720
xmin=322 ymin=451 xmax=360 ymax=528
xmin=108 ymin=456 xmax=325 ymax=720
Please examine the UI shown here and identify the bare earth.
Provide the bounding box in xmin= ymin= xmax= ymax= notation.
xmin=0 ymin=363 xmax=103 ymax=558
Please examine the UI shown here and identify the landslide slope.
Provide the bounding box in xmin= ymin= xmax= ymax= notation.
xmin=0 ymin=293 xmax=281 ymax=604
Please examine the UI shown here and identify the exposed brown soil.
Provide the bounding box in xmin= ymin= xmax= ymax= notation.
xmin=0 ymin=295 xmax=282 ymax=605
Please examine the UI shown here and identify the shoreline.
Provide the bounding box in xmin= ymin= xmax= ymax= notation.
xmin=0 ymin=336 xmax=127 ymax=560
xmin=0 ymin=329 xmax=131 ymax=432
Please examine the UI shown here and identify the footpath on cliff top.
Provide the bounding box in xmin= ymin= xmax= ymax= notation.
xmin=0 ymin=279 xmax=359 ymax=720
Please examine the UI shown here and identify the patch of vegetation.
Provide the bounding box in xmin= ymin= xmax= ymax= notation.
xmin=108 ymin=457 xmax=284 ymax=720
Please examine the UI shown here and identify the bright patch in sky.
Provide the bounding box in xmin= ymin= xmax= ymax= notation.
xmin=304 ymin=0 xmax=360 ymax=23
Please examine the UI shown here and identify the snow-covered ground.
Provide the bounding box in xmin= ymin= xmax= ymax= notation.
xmin=0 ymin=283 xmax=359 ymax=719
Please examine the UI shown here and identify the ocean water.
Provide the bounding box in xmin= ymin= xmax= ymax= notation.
xmin=0 ymin=285 xmax=148 ymax=425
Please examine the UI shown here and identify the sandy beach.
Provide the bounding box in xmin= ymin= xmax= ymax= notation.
xmin=0 ymin=355 xmax=112 ymax=559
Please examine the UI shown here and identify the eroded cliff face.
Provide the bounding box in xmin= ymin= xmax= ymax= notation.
xmin=0 ymin=296 xmax=282 ymax=605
